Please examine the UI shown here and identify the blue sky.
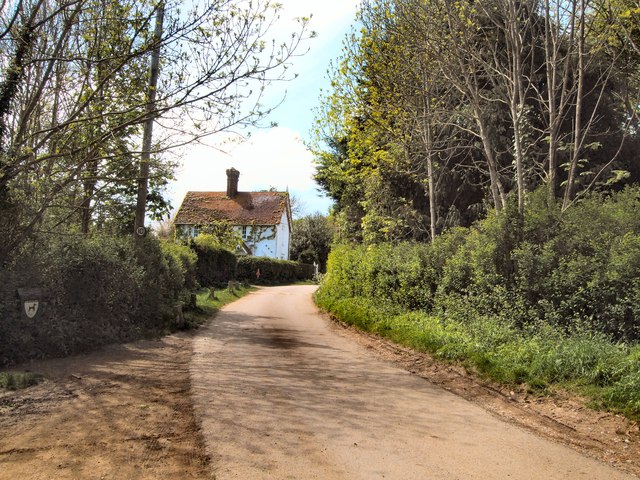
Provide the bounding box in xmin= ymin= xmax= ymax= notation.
xmin=168 ymin=1 xmax=360 ymax=217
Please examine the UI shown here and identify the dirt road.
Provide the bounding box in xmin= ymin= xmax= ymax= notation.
xmin=191 ymin=285 xmax=635 ymax=480
xmin=0 ymin=334 xmax=210 ymax=480
xmin=0 ymin=285 xmax=637 ymax=479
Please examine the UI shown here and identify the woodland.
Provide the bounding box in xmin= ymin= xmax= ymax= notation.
xmin=313 ymin=0 xmax=640 ymax=417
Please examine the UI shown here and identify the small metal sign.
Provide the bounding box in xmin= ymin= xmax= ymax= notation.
xmin=16 ymin=288 xmax=45 ymax=320
xmin=136 ymin=226 xmax=146 ymax=237
xmin=24 ymin=300 xmax=39 ymax=319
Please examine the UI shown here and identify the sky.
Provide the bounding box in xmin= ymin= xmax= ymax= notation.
xmin=167 ymin=0 xmax=361 ymax=218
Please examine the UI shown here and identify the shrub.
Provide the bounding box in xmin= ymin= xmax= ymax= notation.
xmin=0 ymin=235 xmax=191 ymax=366
xmin=322 ymin=228 xmax=467 ymax=312
xmin=190 ymin=236 xmax=237 ymax=287
xmin=516 ymin=188 xmax=640 ymax=340
xmin=134 ymin=236 xmax=188 ymax=324
xmin=236 ymin=256 xmax=314 ymax=284
xmin=161 ymin=241 xmax=198 ymax=291
xmin=0 ymin=237 xmax=144 ymax=363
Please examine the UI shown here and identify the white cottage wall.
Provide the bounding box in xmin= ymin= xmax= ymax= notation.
xmin=275 ymin=210 xmax=290 ymax=260
xmin=251 ymin=226 xmax=277 ymax=258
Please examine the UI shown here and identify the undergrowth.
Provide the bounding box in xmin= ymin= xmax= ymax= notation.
xmin=315 ymin=291 xmax=640 ymax=419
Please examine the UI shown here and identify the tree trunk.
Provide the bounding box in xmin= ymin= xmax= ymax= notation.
xmin=80 ymin=156 xmax=97 ymax=234
xmin=426 ymin=151 xmax=437 ymax=243
xmin=563 ymin=0 xmax=585 ymax=210
xmin=476 ymin=112 xmax=506 ymax=212
xmin=134 ymin=1 xmax=164 ymax=240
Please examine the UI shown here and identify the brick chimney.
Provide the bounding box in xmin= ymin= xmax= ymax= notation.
xmin=226 ymin=168 xmax=240 ymax=198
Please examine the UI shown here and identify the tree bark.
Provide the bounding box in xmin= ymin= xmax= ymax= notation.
xmin=563 ymin=0 xmax=585 ymax=210
xmin=134 ymin=1 xmax=164 ymax=240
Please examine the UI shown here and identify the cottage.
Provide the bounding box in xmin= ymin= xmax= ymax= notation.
xmin=174 ymin=168 xmax=291 ymax=260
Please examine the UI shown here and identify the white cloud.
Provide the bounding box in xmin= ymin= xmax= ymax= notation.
xmin=167 ymin=1 xmax=359 ymax=218
xmin=169 ymin=127 xmax=331 ymax=215
xmin=177 ymin=128 xmax=312 ymax=190
xmin=274 ymin=0 xmax=359 ymax=33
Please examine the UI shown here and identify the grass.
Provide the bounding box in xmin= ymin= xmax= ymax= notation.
xmin=0 ymin=372 xmax=44 ymax=391
xmin=315 ymin=289 xmax=640 ymax=420
xmin=182 ymin=284 xmax=256 ymax=328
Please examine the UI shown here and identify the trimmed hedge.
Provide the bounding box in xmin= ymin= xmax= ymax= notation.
xmin=0 ymin=236 xmax=194 ymax=367
xmin=236 ymin=257 xmax=314 ymax=284
xmin=190 ymin=240 xmax=237 ymax=287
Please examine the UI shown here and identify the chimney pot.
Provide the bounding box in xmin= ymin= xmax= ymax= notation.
xmin=226 ymin=168 xmax=240 ymax=198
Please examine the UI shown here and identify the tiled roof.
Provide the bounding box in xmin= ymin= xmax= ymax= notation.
xmin=174 ymin=191 xmax=290 ymax=226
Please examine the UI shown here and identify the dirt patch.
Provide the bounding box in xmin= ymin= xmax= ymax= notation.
xmin=326 ymin=316 xmax=640 ymax=478
xmin=0 ymin=333 xmax=209 ymax=480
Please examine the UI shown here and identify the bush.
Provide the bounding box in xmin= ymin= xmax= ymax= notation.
xmin=236 ymin=256 xmax=314 ymax=284
xmin=161 ymin=241 xmax=198 ymax=291
xmin=516 ymin=188 xmax=640 ymax=340
xmin=322 ymin=189 xmax=640 ymax=341
xmin=322 ymin=228 xmax=467 ymax=312
xmin=190 ymin=236 xmax=237 ymax=287
xmin=0 ymin=235 xmax=192 ymax=367
xmin=316 ymin=187 xmax=640 ymax=417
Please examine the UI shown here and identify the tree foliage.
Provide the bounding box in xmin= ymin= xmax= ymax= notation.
xmin=0 ymin=0 xmax=311 ymax=263
xmin=312 ymin=0 xmax=640 ymax=243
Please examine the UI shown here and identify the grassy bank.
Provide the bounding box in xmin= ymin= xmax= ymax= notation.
xmin=315 ymin=291 xmax=640 ymax=418
xmin=182 ymin=285 xmax=256 ymax=329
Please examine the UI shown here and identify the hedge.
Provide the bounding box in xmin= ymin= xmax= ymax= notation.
xmin=236 ymin=257 xmax=313 ymax=284
xmin=190 ymin=239 xmax=237 ymax=287
xmin=0 ymin=236 xmax=195 ymax=367
xmin=321 ymin=188 xmax=640 ymax=342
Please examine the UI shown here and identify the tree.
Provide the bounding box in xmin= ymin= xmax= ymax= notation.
xmin=134 ymin=0 xmax=164 ymax=241
xmin=289 ymin=213 xmax=334 ymax=271
xmin=191 ymin=221 xmax=243 ymax=253
xmin=312 ymin=0 xmax=487 ymax=243
xmin=0 ymin=0 xmax=312 ymax=264
xmin=312 ymin=0 xmax=638 ymax=244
